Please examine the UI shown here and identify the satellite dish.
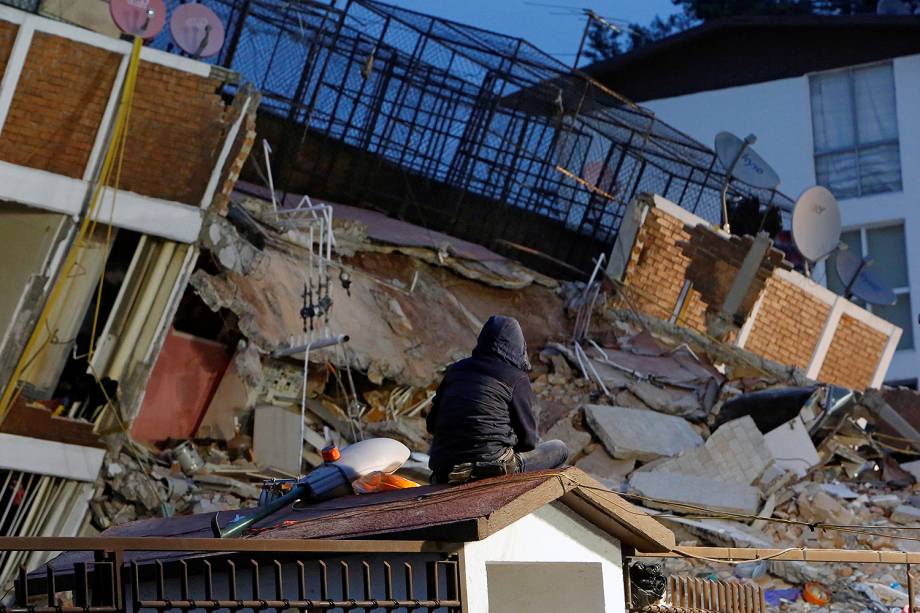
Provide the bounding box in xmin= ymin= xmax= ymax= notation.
xmin=792 ymin=186 xmax=841 ymax=263
xmin=110 ymin=0 xmax=167 ymax=39
xmin=170 ymin=3 xmax=226 ymax=59
xmin=835 ymin=249 xmax=897 ymax=306
xmin=877 ymin=0 xmax=910 ymax=15
xmin=714 ymin=131 xmax=780 ymax=190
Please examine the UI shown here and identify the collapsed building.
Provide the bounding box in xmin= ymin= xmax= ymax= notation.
xmin=0 ymin=1 xmax=919 ymax=611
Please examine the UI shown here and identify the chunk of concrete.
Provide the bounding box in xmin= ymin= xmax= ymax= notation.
xmin=629 ymin=470 xmax=761 ymax=515
xmin=763 ymin=416 xmax=819 ymax=478
xmin=891 ymin=505 xmax=920 ymax=525
xmin=544 ymin=416 xmax=591 ymax=457
xmin=575 ymin=447 xmax=635 ymax=482
xmin=656 ymin=416 xmax=771 ymax=485
xmin=583 ymin=404 xmax=703 ymax=462
xmin=628 ymin=380 xmax=703 ymax=419
xmin=900 ymin=459 xmax=920 ymax=482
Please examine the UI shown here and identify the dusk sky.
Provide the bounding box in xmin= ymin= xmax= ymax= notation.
xmin=383 ymin=0 xmax=680 ymax=65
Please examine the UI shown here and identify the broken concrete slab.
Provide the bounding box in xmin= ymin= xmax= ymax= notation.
xmin=797 ymin=490 xmax=855 ymax=525
xmin=575 ymin=446 xmax=635 ymax=483
xmin=900 ymin=459 xmax=920 ymax=482
xmin=891 ymin=505 xmax=920 ymax=525
xmin=654 ymin=415 xmax=771 ymax=485
xmin=629 ymin=470 xmax=761 ymax=515
xmin=545 ymin=416 xmax=592 ymax=457
xmin=627 ymin=380 xmax=704 ymax=420
xmin=583 ymin=404 xmax=703 ymax=461
xmin=763 ymin=416 xmax=819 ymax=478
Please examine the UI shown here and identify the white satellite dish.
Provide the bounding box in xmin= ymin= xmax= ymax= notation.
xmin=835 ymin=249 xmax=897 ymax=306
xmin=791 ymin=186 xmax=841 ymax=265
xmin=714 ymin=131 xmax=780 ymax=190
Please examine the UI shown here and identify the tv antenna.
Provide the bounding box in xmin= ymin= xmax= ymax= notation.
xmin=835 ymin=247 xmax=897 ymax=306
xmin=714 ymin=131 xmax=780 ymax=232
xmin=110 ymin=0 xmax=167 ymax=39
xmin=791 ymin=186 xmax=841 ymax=276
xmin=170 ymin=2 xmax=226 ymax=59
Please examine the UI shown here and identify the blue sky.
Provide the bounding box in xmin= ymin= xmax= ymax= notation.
xmin=381 ymin=0 xmax=679 ymax=65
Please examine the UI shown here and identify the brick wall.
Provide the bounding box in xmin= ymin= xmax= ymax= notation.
xmin=0 ymin=21 xmax=16 ymax=75
xmin=120 ymin=62 xmax=228 ymax=205
xmin=617 ymin=207 xmax=707 ymax=331
xmin=744 ymin=276 xmax=830 ymax=371
xmin=613 ymin=196 xmax=900 ymax=389
xmin=0 ymin=24 xmax=232 ymax=206
xmin=819 ymin=314 xmax=890 ymax=390
xmin=0 ymin=32 xmax=120 ymax=178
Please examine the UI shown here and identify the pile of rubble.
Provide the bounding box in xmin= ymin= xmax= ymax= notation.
xmin=535 ymin=311 xmax=920 ymax=611
xmin=88 ymin=190 xmax=920 ymax=612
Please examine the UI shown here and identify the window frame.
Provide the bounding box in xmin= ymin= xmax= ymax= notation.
xmin=810 ymin=61 xmax=902 ymax=199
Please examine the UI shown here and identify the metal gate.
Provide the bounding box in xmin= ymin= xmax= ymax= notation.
xmin=632 ymin=575 xmax=766 ymax=613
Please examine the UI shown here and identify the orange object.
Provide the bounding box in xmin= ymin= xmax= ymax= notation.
xmin=803 ymin=582 xmax=830 ymax=606
xmin=322 ymin=446 xmax=341 ymax=462
xmin=352 ymin=471 xmax=420 ymax=494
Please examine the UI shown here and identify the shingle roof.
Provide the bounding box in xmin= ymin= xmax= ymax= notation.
xmin=78 ymin=468 xmax=673 ymax=553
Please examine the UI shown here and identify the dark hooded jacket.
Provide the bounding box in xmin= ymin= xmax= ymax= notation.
xmin=426 ymin=316 xmax=538 ymax=481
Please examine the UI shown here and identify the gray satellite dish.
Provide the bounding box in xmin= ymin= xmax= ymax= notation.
xmin=877 ymin=0 xmax=910 ymax=15
xmin=714 ymin=131 xmax=780 ymax=190
xmin=835 ymin=249 xmax=897 ymax=306
xmin=792 ymin=186 xmax=841 ymax=264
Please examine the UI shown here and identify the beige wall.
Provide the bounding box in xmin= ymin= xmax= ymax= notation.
xmin=0 ymin=202 xmax=67 ymax=344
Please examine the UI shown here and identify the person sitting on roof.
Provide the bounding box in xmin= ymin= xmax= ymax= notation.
xmin=426 ymin=315 xmax=570 ymax=484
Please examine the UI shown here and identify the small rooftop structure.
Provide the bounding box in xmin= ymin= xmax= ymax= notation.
xmin=36 ymin=468 xmax=672 ymax=613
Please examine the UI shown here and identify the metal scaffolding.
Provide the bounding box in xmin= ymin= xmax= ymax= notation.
xmin=11 ymin=0 xmax=794 ymax=273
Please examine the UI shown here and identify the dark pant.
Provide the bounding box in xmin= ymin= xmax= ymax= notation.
xmin=516 ymin=439 xmax=570 ymax=472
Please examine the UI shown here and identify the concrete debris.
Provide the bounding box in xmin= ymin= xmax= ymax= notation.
xmin=763 ymin=416 xmax=820 ymax=477
xmin=653 ymin=416 xmax=771 ymax=485
xmin=890 ymin=504 xmax=920 ymax=525
xmin=544 ymin=412 xmax=592 ymax=457
xmin=575 ymin=446 xmax=635 ymax=487
xmin=629 ymin=470 xmax=762 ymax=515
xmin=584 ymin=404 xmax=703 ymax=461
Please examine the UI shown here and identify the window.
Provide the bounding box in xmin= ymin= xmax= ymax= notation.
xmin=810 ymin=63 xmax=901 ymax=198
xmin=827 ymin=224 xmax=913 ymax=350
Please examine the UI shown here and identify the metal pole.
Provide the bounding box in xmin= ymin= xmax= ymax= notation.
xmin=719 ymin=134 xmax=756 ymax=232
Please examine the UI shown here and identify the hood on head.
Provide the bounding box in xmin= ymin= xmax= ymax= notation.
xmin=472 ymin=315 xmax=531 ymax=372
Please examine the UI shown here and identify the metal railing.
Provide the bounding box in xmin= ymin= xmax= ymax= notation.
xmin=630 ymin=576 xmax=766 ymax=613
xmin=0 ymin=537 xmax=462 ymax=612
xmin=0 ymin=0 xmax=793 ymax=275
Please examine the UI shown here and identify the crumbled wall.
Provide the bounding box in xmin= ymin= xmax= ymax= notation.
xmin=615 ymin=207 xmax=707 ymax=331
xmin=0 ymin=32 xmax=120 ymax=178
xmin=745 ymin=275 xmax=829 ymax=371
xmin=615 ymin=198 xmax=897 ymax=390
xmin=819 ymin=314 xmax=890 ymax=390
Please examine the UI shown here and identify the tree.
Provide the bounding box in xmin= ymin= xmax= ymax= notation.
xmin=584 ymin=0 xmax=889 ymax=61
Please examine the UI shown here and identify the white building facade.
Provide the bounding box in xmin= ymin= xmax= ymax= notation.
xmin=617 ymin=34 xmax=920 ymax=385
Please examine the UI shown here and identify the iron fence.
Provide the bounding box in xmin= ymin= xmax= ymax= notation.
xmin=0 ymin=537 xmax=462 ymax=612
xmin=5 ymin=0 xmax=794 ymax=274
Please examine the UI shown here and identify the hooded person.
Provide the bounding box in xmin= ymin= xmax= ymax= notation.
xmin=426 ymin=315 xmax=570 ymax=484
